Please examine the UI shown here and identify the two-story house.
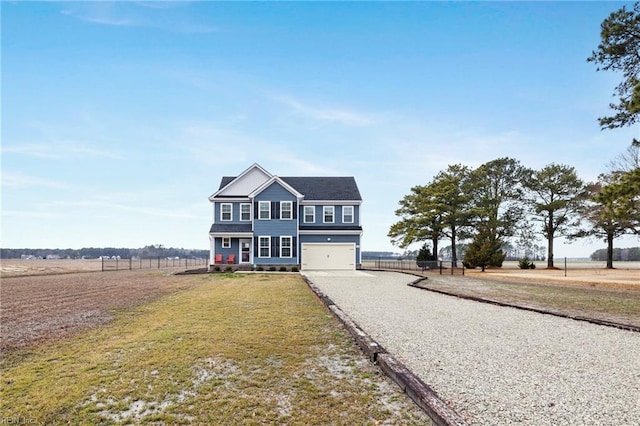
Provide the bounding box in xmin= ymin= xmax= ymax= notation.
xmin=208 ymin=163 xmax=363 ymax=270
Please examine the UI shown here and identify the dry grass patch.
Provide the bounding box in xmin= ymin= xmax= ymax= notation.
xmin=1 ymin=273 xmax=430 ymax=425
xmin=423 ymin=275 xmax=640 ymax=328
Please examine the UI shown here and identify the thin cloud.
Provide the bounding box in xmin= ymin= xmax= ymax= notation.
xmin=60 ymin=3 xmax=218 ymax=34
xmin=273 ymin=94 xmax=374 ymax=127
xmin=2 ymin=143 xmax=124 ymax=160
xmin=2 ymin=173 xmax=72 ymax=190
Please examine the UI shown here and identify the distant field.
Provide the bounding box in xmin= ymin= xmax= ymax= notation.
xmin=0 ymin=258 xmax=203 ymax=277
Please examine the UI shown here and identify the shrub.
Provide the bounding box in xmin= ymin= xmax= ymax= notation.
xmin=279 ymin=266 xmax=287 ymax=272
xmin=214 ymin=266 xmax=221 ymax=272
xmin=268 ymin=266 xmax=276 ymax=272
xmin=464 ymin=225 xmax=505 ymax=272
xmin=518 ymin=257 xmax=536 ymax=269
xmin=256 ymin=266 xmax=264 ymax=271
xmin=291 ymin=266 xmax=299 ymax=272
xmin=224 ymin=266 xmax=233 ymax=272
xmin=416 ymin=243 xmax=435 ymax=261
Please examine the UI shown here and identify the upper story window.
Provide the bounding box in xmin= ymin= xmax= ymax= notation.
xmin=240 ymin=203 xmax=251 ymax=221
xmin=304 ymin=206 xmax=315 ymax=223
xmin=259 ymin=201 xmax=270 ymax=220
xmin=342 ymin=206 xmax=354 ymax=223
xmin=221 ymin=203 xmax=232 ymax=221
xmin=281 ymin=201 xmax=293 ymax=220
xmin=323 ymin=206 xmax=334 ymax=223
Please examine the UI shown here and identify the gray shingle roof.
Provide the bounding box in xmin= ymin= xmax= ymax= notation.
xmin=218 ymin=176 xmax=362 ymax=201
xmin=209 ymin=224 xmax=253 ymax=233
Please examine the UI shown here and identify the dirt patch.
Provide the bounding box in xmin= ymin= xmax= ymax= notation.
xmin=0 ymin=270 xmax=201 ymax=353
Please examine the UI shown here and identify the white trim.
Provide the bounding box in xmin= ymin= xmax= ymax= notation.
xmin=258 ymin=236 xmax=271 ymax=258
xmin=342 ymin=206 xmax=354 ymax=224
xmin=299 ymin=230 xmax=363 ymax=236
xmin=209 ymin=197 xmax=251 ymax=202
xmin=300 ymin=200 xmax=362 ymax=205
xmin=323 ymin=206 xmax=335 ymax=223
xmin=209 ymin=234 xmax=215 ymax=265
xmin=220 ymin=203 xmax=232 ymax=221
xmin=209 ymin=232 xmax=253 ymax=238
xmin=303 ymin=205 xmax=315 ymax=223
xmin=258 ymin=201 xmax=271 ymax=220
xmin=239 ymin=238 xmax=252 ymax=264
xmin=280 ymin=201 xmax=293 ymax=220
xmin=280 ymin=236 xmax=293 ymax=258
xmin=240 ymin=203 xmax=251 ymax=221
xmin=248 ymin=175 xmax=304 ymax=199
xmin=222 ymin=237 xmax=231 ymax=248
xmin=208 ymin=163 xmax=273 ymax=200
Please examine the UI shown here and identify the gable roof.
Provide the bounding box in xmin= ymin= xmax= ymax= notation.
xmin=208 ymin=163 xmax=272 ymax=200
xmin=216 ymin=175 xmax=361 ymax=201
xmin=248 ymin=176 xmax=304 ymax=199
xmin=281 ymin=177 xmax=362 ymax=201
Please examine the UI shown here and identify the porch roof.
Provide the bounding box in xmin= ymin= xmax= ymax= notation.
xmin=209 ymin=224 xmax=253 ymax=233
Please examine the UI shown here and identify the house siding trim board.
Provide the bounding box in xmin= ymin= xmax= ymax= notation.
xmin=208 ymin=164 xmax=362 ymax=270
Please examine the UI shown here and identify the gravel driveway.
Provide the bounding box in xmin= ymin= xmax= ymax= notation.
xmin=303 ymin=270 xmax=640 ymax=425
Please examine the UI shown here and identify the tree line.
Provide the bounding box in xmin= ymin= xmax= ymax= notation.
xmin=389 ymin=3 xmax=640 ymax=270
xmin=388 ymin=150 xmax=639 ymax=270
xmin=0 ymin=245 xmax=209 ymax=260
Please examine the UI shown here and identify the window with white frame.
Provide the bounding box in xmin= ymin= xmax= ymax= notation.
xmin=281 ymin=201 xmax=293 ymax=220
xmin=259 ymin=201 xmax=270 ymax=220
xmin=222 ymin=237 xmax=231 ymax=248
xmin=240 ymin=203 xmax=251 ymax=221
xmin=280 ymin=236 xmax=292 ymax=258
xmin=221 ymin=203 xmax=232 ymax=221
xmin=259 ymin=236 xmax=270 ymax=258
xmin=304 ymin=206 xmax=315 ymax=223
xmin=342 ymin=206 xmax=354 ymax=223
xmin=323 ymin=206 xmax=334 ymax=223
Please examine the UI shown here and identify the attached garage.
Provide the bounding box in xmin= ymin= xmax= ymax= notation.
xmin=301 ymin=243 xmax=355 ymax=270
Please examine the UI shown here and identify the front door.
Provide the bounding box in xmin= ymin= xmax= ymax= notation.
xmin=239 ymin=239 xmax=252 ymax=263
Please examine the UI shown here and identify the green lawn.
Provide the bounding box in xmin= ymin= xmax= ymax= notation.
xmin=1 ymin=273 xmax=430 ymax=425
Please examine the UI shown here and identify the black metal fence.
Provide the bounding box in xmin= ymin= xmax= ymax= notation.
xmin=101 ymin=257 xmax=207 ymax=272
xmin=363 ymin=259 xmax=465 ymax=275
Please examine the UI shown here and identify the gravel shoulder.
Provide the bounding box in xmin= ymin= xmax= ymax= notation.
xmin=304 ymin=270 xmax=640 ymax=426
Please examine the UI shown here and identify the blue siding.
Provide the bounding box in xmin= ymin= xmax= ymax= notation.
xmin=298 ymin=205 xmax=360 ymax=226
xmin=253 ymin=182 xmax=299 ymax=265
xmin=214 ymin=201 xmax=252 ymax=224
xmin=213 ymin=237 xmax=240 ymax=263
xmin=253 ymin=182 xmax=297 ymax=237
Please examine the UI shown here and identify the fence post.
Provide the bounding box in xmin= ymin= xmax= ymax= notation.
xmin=102 ymin=257 xmax=104 ymax=272
xmin=130 ymin=258 xmax=132 ymax=270
xmin=158 ymin=256 xmax=160 ymax=269
xmin=116 ymin=257 xmax=118 ymax=271
xmin=439 ymin=261 xmax=442 ymax=275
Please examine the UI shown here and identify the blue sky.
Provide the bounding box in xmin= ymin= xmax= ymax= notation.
xmin=2 ymin=1 xmax=639 ymax=257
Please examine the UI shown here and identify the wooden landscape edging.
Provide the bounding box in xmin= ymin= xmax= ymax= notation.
xmin=301 ymin=275 xmax=468 ymax=426
xmin=365 ymin=268 xmax=640 ymax=333
xmin=407 ymin=281 xmax=640 ymax=333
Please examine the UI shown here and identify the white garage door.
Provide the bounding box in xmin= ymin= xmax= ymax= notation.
xmin=301 ymin=243 xmax=355 ymax=270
